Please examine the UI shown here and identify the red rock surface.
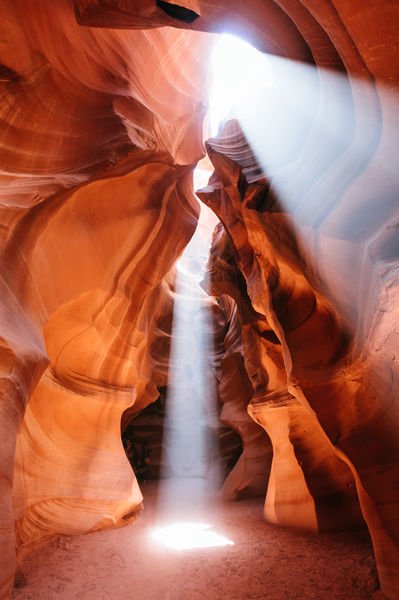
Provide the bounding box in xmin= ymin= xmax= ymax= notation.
xmin=1 ymin=1 xmax=398 ymax=599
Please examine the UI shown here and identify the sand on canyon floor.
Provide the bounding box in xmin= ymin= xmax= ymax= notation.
xmin=13 ymin=481 xmax=379 ymax=600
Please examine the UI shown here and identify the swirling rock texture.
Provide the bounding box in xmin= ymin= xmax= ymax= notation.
xmin=198 ymin=114 xmax=398 ymax=598
xmin=1 ymin=1 xmax=399 ymax=600
xmin=203 ymin=208 xmax=363 ymax=532
xmin=214 ymin=295 xmax=272 ymax=501
xmin=200 ymin=129 xmax=365 ymax=528
xmin=0 ymin=1 xmax=209 ymax=598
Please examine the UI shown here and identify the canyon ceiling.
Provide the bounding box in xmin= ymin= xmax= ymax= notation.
xmin=0 ymin=1 xmax=398 ymax=599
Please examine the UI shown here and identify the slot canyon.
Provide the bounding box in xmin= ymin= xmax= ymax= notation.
xmin=1 ymin=1 xmax=398 ymax=599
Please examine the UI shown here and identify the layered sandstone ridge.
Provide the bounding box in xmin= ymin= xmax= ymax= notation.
xmin=198 ymin=114 xmax=399 ymax=598
xmin=0 ymin=2 xmax=209 ymax=598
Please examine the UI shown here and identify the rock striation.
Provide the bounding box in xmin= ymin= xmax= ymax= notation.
xmin=0 ymin=2 xmax=208 ymax=597
xmin=198 ymin=118 xmax=399 ymax=598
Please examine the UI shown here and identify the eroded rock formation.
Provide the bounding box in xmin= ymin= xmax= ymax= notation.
xmin=1 ymin=1 xmax=398 ymax=599
xmin=0 ymin=2 xmax=208 ymax=597
xmin=198 ymin=118 xmax=399 ymax=597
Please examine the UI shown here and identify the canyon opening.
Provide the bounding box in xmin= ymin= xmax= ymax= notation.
xmin=1 ymin=2 xmax=399 ymax=600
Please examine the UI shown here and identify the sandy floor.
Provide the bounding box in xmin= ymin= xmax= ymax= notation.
xmin=13 ymin=482 xmax=379 ymax=600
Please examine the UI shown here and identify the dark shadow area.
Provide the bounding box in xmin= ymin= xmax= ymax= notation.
xmin=156 ymin=1 xmax=199 ymax=23
xmin=122 ymin=389 xmax=243 ymax=485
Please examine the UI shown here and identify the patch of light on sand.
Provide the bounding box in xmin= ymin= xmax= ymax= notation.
xmin=151 ymin=522 xmax=234 ymax=550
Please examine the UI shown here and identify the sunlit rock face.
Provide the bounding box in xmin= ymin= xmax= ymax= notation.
xmin=195 ymin=2 xmax=396 ymax=597
xmin=0 ymin=2 xmax=209 ymax=598
xmin=198 ymin=114 xmax=399 ymax=600
xmin=214 ymin=295 xmax=271 ymax=501
xmin=202 ymin=208 xmax=364 ymax=533
xmin=11 ymin=157 xmax=198 ymax=542
xmin=1 ymin=1 xmax=399 ymax=600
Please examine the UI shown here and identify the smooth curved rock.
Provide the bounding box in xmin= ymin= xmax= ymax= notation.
xmin=0 ymin=2 xmax=208 ymax=596
xmin=198 ymin=123 xmax=399 ymax=597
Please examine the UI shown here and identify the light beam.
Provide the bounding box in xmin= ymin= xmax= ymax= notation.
xmin=156 ymin=160 xmax=220 ymax=529
xmin=208 ymin=33 xmax=399 ymax=333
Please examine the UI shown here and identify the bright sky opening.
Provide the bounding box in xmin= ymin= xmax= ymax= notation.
xmin=209 ymin=33 xmax=274 ymax=136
